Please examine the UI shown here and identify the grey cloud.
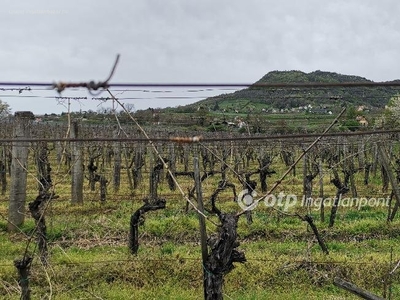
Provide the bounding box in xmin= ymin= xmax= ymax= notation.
xmin=1 ymin=0 xmax=400 ymax=114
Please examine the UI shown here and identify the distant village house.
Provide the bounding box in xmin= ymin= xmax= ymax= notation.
xmin=356 ymin=115 xmax=368 ymax=126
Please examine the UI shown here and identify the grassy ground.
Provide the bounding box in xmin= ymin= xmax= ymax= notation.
xmin=1 ymin=195 xmax=400 ymax=299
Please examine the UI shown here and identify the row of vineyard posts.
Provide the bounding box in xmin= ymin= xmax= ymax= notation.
xmin=2 ymin=112 xmax=400 ymax=299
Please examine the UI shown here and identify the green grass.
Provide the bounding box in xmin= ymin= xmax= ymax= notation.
xmin=2 ymin=199 xmax=400 ymax=299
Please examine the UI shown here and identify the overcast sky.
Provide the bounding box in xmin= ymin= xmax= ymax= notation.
xmin=1 ymin=0 xmax=399 ymax=114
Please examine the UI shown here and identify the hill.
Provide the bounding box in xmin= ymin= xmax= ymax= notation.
xmin=180 ymin=70 xmax=400 ymax=112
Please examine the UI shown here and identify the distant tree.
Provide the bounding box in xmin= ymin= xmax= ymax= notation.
xmin=346 ymin=105 xmax=357 ymax=120
xmin=0 ymin=99 xmax=11 ymax=118
xmin=132 ymin=109 xmax=153 ymax=124
xmin=386 ymin=94 xmax=400 ymax=124
xmin=196 ymin=106 xmax=209 ymax=126
xmin=340 ymin=119 xmax=360 ymax=132
xmin=378 ymin=94 xmax=400 ymax=128
xmin=338 ymin=105 xmax=360 ymax=131
xmin=97 ymin=107 xmax=113 ymax=115
xmin=124 ymin=103 xmax=136 ymax=113
xmin=212 ymin=101 xmax=220 ymax=111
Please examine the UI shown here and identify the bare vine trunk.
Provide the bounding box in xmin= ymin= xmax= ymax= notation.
xmin=14 ymin=256 xmax=33 ymax=300
xmin=29 ymin=194 xmax=51 ymax=265
xmin=129 ymin=198 xmax=166 ymax=254
xmin=129 ymin=159 xmax=167 ymax=254
xmin=329 ymin=171 xmax=349 ymax=228
xmin=204 ymin=213 xmax=246 ymax=300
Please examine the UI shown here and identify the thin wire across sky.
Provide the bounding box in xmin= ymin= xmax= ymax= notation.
xmin=1 ymin=80 xmax=399 ymax=114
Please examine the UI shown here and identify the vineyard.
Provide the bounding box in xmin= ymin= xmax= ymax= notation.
xmin=0 ymin=109 xmax=400 ymax=299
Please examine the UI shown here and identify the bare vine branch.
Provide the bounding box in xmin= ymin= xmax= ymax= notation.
xmin=237 ymin=107 xmax=346 ymax=217
xmin=106 ymin=89 xmax=220 ymax=227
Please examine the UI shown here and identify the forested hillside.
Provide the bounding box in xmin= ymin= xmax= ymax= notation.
xmin=183 ymin=70 xmax=400 ymax=111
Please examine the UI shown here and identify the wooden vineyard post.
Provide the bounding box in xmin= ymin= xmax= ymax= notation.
xmin=193 ymin=152 xmax=209 ymax=300
xmin=133 ymin=144 xmax=144 ymax=189
xmin=363 ymin=141 xmax=372 ymax=186
xmin=334 ymin=277 xmax=384 ymax=300
xmin=55 ymin=141 xmax=63 ymax=165
xmin=183 ymin=145 xmax=189 ymax=172
xmin=0 ymin=146 xmax=7 ymax=195
xmin=303 ymin=151 xmax=308 ymax=207
xmin=112 ymin=129 xmax=121 ymax=193
xmin=149 ymin=153 xmax=155 ymax=199
xmin=70 ymin=119 xmax=83 ymax=204
xmin=318 ymin=159 xmax=325 ymax=222
xmin=347 ymin=143 xmax=358 ymax=198
xmin=8 ymin=111 xmax=34 ymax=232
xmin=372 ymin=143 xmax=379 ymax=177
